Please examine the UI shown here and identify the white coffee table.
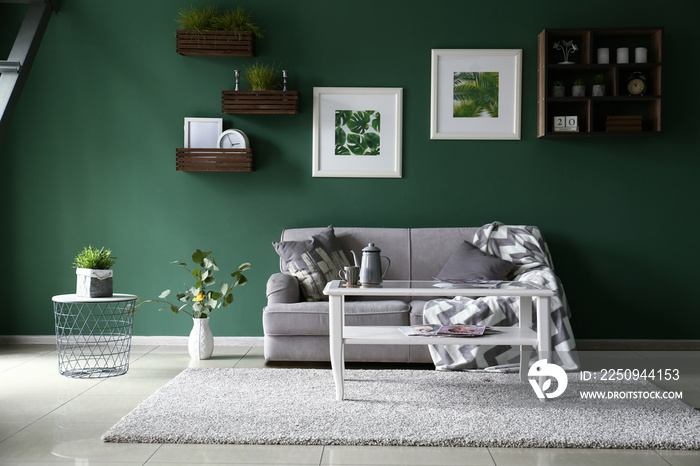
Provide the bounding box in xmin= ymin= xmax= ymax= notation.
xmin=323 ymin=280 xmax=555 ymax=400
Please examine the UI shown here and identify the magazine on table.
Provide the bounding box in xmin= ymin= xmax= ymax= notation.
xmin=399 ymin=324 xmax=501 ymax=337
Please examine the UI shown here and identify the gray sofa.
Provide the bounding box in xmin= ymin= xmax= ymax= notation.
xmin=263 ymin=226 xmax=482 ymax=363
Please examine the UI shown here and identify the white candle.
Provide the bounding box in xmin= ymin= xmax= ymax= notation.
xmin=635 ymin=47 xmax=648 ymax=63
xmin=616 ymin=47 xmax=629 ymax=64
xmin=597 ymin=48 xmax=610 ymax=64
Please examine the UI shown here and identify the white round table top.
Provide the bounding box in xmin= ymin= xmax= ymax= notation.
xmin=52 ymin=293 xmax=137 ymax=303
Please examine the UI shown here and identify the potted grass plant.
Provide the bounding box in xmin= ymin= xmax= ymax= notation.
xmin=242 ymin=62 xmax=279 ymax=91
xmin=552 ymin=80 xmax=565 ymax=98
xmin=175 ymin=5 xmax=262 ymax=57
xmin=572 ymin=78 xmax=585 ymax=97
xmin=73 ymin=246 xmax=117 ymax=298
xmin=592 ymin=74 xmax=606 ymax=96
xmin=140 ymin=249 xmax=250 ymax=360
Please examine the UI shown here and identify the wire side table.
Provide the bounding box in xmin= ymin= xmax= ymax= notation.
xmin=52 ymin=293 xmax=136 ymax=378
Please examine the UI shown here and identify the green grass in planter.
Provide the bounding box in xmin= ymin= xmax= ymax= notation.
xmin=73 ymin=246 xmax=117 ymax=270
xmin=243 ymin=62 xmax=279 ymax=91
xmin=176 ymin=5 xmax=218 ymax=31
xmin=214 ymin=6 xmax=263 ymax=37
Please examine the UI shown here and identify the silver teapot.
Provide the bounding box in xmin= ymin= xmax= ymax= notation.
xmin=351 ymin=243 xmax=390 ymax=285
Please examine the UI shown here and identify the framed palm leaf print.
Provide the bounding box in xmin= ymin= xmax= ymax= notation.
xmin=312 ymin=87 xmax=403 ymax=178
xmin=430 ymin=49 xmax=522 ymax=140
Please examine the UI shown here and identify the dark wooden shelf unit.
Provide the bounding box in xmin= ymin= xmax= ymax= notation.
xmin=221 ymin=90 xmax=299 ymax=114
xmin=176 ymin=148 xmax=253 ymax=172
xmin=176 ymin=30 xmax=255 ymax=57
xmin=538 ymin=28 xmax=662 ymax=138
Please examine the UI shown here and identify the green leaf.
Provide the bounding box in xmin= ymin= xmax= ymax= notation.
xmin=371 ymin=113 xmax=381 ymax=132
xmin=335 ymin=144 xmax=351 ymax=155
xmin=347 ymin=134 xmax=368 ymax=155
xmin=335 ymin=126 xmax=347 ymax=147
xmin=364 ymin=132 xmax=380 ymax=151
xmin=239 ymin=262 xmax=251 ymax=271
xmin=170 ymin=305 xmax=179 ymax=315
xmin=204 ymin=275 xmax=216 ymax=286
xmin=192 ymin=249 xmax=205 ymax=265
xmin=159 ymin=290 xmax=171 ymax=299
xmin=191 ymin=267 xmax=201 ymax=278
xmin=347 ymin=111 xmax=372 ymax=134
xmin=335 ymin=110 xmax=351 ymax=127
xmin=225 ymin=294 xmax=234 ymax=304
xmin=203 ymin=257 xmax=214 ymax=269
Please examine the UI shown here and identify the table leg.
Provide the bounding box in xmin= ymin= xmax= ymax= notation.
xmin=328 ymin=294 xmax=345 ymax=401
xmin=519 ymin=296 xmax=532 ymax=382
xmin=536 ymin=296 xmax=551 ymax=401
xmin=536 ymin=296 xmax=551 ymax=362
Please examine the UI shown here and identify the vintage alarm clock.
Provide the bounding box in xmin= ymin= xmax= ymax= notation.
xmin=627 ymin=72 xmax=647 ymax=96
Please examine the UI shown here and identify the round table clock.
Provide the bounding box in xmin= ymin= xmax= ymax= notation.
xmin=627 ymin=72 xmax=647 ymax=96
xmin=217 ymin=129 xmax=249 ymax=149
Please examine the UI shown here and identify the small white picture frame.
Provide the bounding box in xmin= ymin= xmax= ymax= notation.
xmin=184 ymin=118 xmax=223 ymax=148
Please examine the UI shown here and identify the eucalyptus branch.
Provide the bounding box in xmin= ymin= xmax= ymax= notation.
xmin=138 ymin=249 xmax=250 ymax=319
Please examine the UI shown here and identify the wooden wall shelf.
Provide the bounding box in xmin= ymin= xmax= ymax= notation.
xmin=221 ymin=90 xmax=299 ymax=114
xmin=176 ymin=30 xmax=255 ymax=57
xmin=176 ymin=148 xmax=253 ymax=172
xmin=537 ymin=27 xmax=663 ymax=138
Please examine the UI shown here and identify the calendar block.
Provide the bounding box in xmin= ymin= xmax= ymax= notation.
xmin=553 ymin=115 xmax=579 ymax=132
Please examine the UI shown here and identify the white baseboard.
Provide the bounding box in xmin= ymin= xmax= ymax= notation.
xmin=0 ymin=335 xmax=263 ymax=346
xmin=1 ymin=336 xmax=697 ymax=350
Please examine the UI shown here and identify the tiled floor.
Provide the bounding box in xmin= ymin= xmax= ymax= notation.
xmin=0 ymin=344 xmax=698 ymax=465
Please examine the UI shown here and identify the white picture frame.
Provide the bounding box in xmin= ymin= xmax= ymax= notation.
xmin=312 ymin=87 xmax=403 ymax=178
xmin=430 ymin=49 xmax=522 ymax=140
xmin=184 ymin=117 xmax=223 ymax=148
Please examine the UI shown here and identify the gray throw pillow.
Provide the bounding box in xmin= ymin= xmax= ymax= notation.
xmin=272 ymin=226 xmax=351 ymax=301
xmin=436 ymin=241 xmax=514 ymax=282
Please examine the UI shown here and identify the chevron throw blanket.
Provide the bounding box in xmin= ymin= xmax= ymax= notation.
xmin=423 ymin=222 xmax=579 ymax=371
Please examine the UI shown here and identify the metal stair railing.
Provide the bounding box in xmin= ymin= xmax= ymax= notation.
xmin=0 ymin=0 xmax=60 ymax=144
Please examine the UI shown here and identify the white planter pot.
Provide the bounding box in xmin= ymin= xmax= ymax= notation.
xmin=552 ymin=86 xmax=565 ymax=98
xmin=572 ymin=85 xmax=585 ymax=97
xmin=592 ymin=84 xmax=605 ymax=96
xmin=188 ymin=317 xmax=214 ymax=360
xmin=75 ymin=268 xmax=113 ymax=298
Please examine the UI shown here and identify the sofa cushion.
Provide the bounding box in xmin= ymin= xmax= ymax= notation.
xmin=272 ymin=226 xmax=351 ymax=301
xmin=263 ymin=300 xmax=410 ymax=336
xmin=409 ymin=227 xmax=480 ymax=280
xmin=435 ymin=241 xmax=514 ymax=281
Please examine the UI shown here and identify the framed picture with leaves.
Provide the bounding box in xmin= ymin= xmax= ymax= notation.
xmin=430 ymin=49 xmax=522 ymax=140
xmin=312 ymin=87 xmax=403 ymax=178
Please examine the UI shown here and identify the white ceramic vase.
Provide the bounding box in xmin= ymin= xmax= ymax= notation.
xmin=188 ymin=317 xmax=214 ymax=360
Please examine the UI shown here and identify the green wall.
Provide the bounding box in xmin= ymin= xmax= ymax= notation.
xmin=1 ymin=0 xmax=698 ymax=340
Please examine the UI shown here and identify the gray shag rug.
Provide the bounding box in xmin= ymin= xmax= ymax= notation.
xmin=102 ymin=368 xmax=700 ymax=449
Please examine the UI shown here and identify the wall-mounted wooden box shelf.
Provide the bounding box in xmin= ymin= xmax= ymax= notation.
xmin=176 ymin=30 xmax=255 ymax=57
xmin=221 ymin=90 xmax=299 ymax=114
xmin=538 ymin=27 xmax=663 ymax=138
xmin=176 ymin=148 xmax=253 ymax=172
